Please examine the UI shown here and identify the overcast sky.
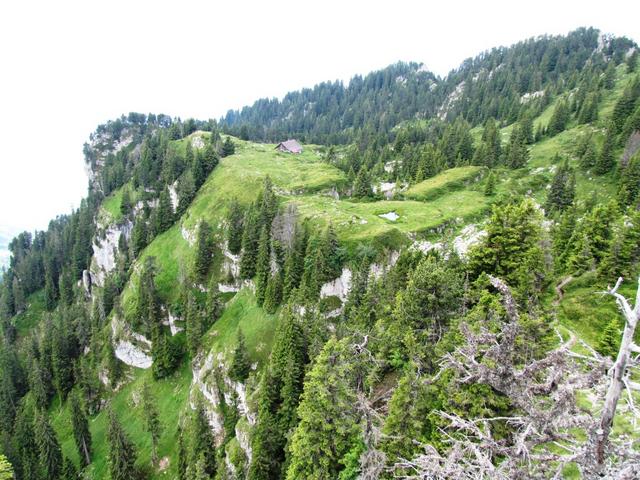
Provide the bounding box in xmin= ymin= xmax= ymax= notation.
xmin=0 ymin=0 xmax=638 ymax=239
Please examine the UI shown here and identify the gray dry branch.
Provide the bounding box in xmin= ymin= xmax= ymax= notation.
xmin=394 ymin=276 xmax=640 ymax=479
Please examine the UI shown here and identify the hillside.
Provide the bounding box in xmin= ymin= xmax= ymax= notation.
xmin=1 ymin=27 xmax=640 ymax=480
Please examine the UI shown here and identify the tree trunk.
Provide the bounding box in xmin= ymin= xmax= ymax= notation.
xmin=82 ymin=436 xmax=91 ymax=466
xmin=595 ymin=276 xmax=640 ymax=465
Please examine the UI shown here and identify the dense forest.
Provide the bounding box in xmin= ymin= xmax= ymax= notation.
xmin=1 ymin=27 xmax=640 ymax=480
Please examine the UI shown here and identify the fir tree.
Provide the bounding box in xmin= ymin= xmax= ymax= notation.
xmin=544 ymin=157 xmax=575 ymax=214
xmin=263 ymin=272 xmax=283 ymax=314
xmin=177 ymin=170 xmax=196 ymax=217
xmin=186 ymin=292 xmax=203 ymax=358
xmin=547 ymin=99 xmax=570 ymax=136
xmin=141 ymin=381 xmax=162 ymax=466
xmin=206 ymin=277 xmax=223 ymax=323
xmin=505 ymin=126 xmax=529 ymax=169
xmin=35 ymin=410 xmax=63 ymax=480
xmin=156 ymin=187 xmax=174 ymax=233
xmin=193 ymin=221 xmax=213 ymax=281
xmin=107 ymin=408 xmax=139 ymax=480
xmin=226 ymin=198 xmax=245 ymax=255
xmin=188 ymin=402 xmax=216 ymax=478
xmin=121 ymin=187 xmax=132 ymax=216
xmin=597 ymin=318 xmax=621 ymax=358
xmin=221 ymin=137 xmax=236 ymax=157
xmin=0 ymin=455 xmax=13 ymax=480
xmin=381 ymin=366 xmax=433 ymax=466
xmin=484 ymin=170 xmax=496 ymax=196
xmin=131 ymin=217 xmax=148 ymax=258
xmin=177 ymin=426 xmax=188 ymax=480
xmin=352 ymin=168 xmax=373 ymax=198
xmin=70 ymin=391 xmax=92 ymax=466
xmin=285 ymin=338 xmax=359 ymax=480
xmin=151 ymin=325 xmax=178 ymax=380
xmin=282 ymin=223 xmax=308 ymax=302
xmin=595 ymin=124 xmax=616 ymax=175
xmin=254 ymin=226 xmax=271 ymax=306
xmin=239 ymin=207 xmax=260 ymax=279
xmin=320 ymin=223 xmax=342 ymax=282
xmin=618 ymin=153 xmax=640 ymax=206
xmin=229 ymin=329 xmax=251 ymax=382
xmin=60 ymin=457 xmax=78 ymax=480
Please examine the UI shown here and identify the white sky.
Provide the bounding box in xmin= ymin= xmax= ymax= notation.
xmin=0 ymin=0 xmax=638 ymax=237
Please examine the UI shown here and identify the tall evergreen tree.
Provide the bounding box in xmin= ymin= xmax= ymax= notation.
xmin=595 ymin=124 xmax=617 ymax=174
xmin=544 ymin=157 xmax=575 ymax=214
xmin=141 ymin=381 xmax=162 ymax=466
xmin=193 ymin=221 xmax=213 ymax=281
xmin=285 ymin=338 xmax=359 ymax=480
xmin=156 ymin=188 xmax=174 ymax=233
xmin=226 ymin=198 xmax=245 ymax=255
xmin=70 ymin=391 xmax=92 ymax=466
xmin=229 ymin=329 xmax=251 ymax=383
xmin=35 ymin=410 xmax=63 ymax=480
xmin=254 ymin=226 xmax=271 ymax=306
xmin=239 ymin=206 xmax=260 ymax=279
xmin=188 ymin=402 xmax=216 ymax=479
xmin=107 ymin=408 xmax=139 ymax=480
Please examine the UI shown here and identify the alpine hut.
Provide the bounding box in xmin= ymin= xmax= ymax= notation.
xmin=275 ymin=139 xmax=303 ymax=154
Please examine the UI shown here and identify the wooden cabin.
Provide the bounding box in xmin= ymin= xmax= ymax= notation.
xmin=275 ymin=139 xmax=303 ymax=154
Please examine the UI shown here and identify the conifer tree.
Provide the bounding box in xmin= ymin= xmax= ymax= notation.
xmin=35 ymin=410 xmax=63 ymax=479
xmin=156 ymin=188 xmax=174 ymax=233
xmin=595 ymin=124 xmax=616 ymax=174
xmin=188 ymin=402 xmax=216 ymax=478
xmin=263 ymin=272 xmax=283 ymax=314
xmin=547 ymin=99 xmax=570 ymax=136
xmin=131 ymin=218 xmax=148 ymax=258
xmin=121 ymin=187 xmax=132 ymax=216
xmin=141 ymin=381 xmax=162 ymax=466
xmin=226 ymin=198 xmax=245 ymax=255
xmin=221 ymin=137 xmax=236 ymax=157
xmin=254 ymin=226 xmax=271 ymax=306
xmin=206 ymin=276 xmax=223 ymax=323
xmin=353 ymin=168 xmax=373 ymax=198
xmin=0 ymin=455 xmax=13 ymax=480
xmin=186 ymin=292 xmax=203 ymax=358
xmin=282 ymin=223 xmax=308 ymax=301
xmin=229 ymin=329 xmax=251 ymax=382
xmin=60 ymin=457 xmax=78 ymax=480
xmin=151 ymin=325 xmax=177 ymax=380
xmin=618 ymin=153 xmax=640 ymax=206
xmin=107 ymin=408 xmax=139 ymax=480
xmin=177 ymin=426 xmax=187 ymax=480
xmin=320 ymin=223 xmax=342 ymax=282
xmin=70 ymin=391 xmax=92 ymax=466
xmin=381 ymin=366 xmax=433 ymax=466
xmin=239 ymin=207 xmax=260 ymax=279
xmin=505 ymin=126 xmax=529 ymax=169
xmin=484 ymin=170 xmax=496 ymax=196
xmin=194 ymin=221 xmax=213 ymax=281
xmin=545 ymin=157 xmax=575 ymax=214
xmin=177 ymin=170 xmax=196 ymax=217
xmin=597 ymin=318 xmax=621 ymax=358
xmin=285 ymin=338 xmax=359 ymax=480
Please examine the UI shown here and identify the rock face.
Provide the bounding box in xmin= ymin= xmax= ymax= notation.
xmin=412 ymin=224 xmax=486 ymax=258
xmin=90 ymin=221 xmax=132 ymax=286
xmin=110 ymin=316 xmax=152 ymax=369
xmin=320 ymin=268 xmax=352 ymax=302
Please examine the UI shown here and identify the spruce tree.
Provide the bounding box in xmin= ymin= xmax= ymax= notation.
xmin=60 ymin=457 xmax=78 ymax=480
xmin=321 ymin=223 xmax=342 ymax=282
xmin=35 ymin=410 xmax=63 ymax=480
xmin=107 ymin=408 xmax=139 ymax=480
xmin=70 ymin=391 xmax=92 ymax=466
xmin=254 ymin=226 xmax=271 ymax=306
xmin=141 ymin=381 xmax=162 ymax=466
xmin=221 ymin=137 xmax=236 ymax=157
xmin=177 ymin=170 xmax=196 ymax=217
xmin=547 ymin=100 xmax=570 ymax=136
xmin=226 ymin=198 xmax=245 ymax=255
xmin=263 ymin=272 xmax=283 ymax=314
xmin=189 ymin=402 xmax=216 ymax=478
xmin=282 ymin=223 xmax=308 ymax=302
xmin=484 ymin=170 xmax=496 ymax=196
xmin=193 ymin=221 xmax=213 ymax=282
xmin=131 ymin=218 xmax=148 ymax=257
xmin=229 ymin=329 xmax=251 ymax=383
xmin=156 ymin=188 xmax=174 ymax=233
xmin=239 ymin=206 xmax=260 ymax=279
xmin=595 ymin=124 xmax=616 ymax=175
xmin=285 ymin=338 xmax=359 ymax=480
xmin=597 ymin=318 xmax=621 ymax=358
xmin=186 ymin=291 xmax=204 ymax=358
xmin=545 ymin=157 xmax=575 ymax=214
xmin=505 ymin=126 xmax=529 ymax=169
xmin=0 ymin=455 xmax=13 ymax=480
xmin=381 ymin=366 xmax=433 ymax=466
xmin=177 ymin=426 xmax=187 ymax=480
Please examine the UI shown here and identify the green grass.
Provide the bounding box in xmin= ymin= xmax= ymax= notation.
xmin=13 ymin=289 xmax=45 ymax=337
xmin=404 ymin=166 xmax=483 ymax=201
xmin=203 ymin=288 xmax=279 ymax=366
xmin=52 ymin=362 xmax=193 ymax=479
xmin=100 ymin=187 xmax=125 ymax=223
xmin=289 ymin=188 xmax=491 ymax=250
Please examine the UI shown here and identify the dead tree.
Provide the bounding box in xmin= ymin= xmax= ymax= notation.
xmin=594 ymin=276 xmax=640 ymax=465
xmin=394 ymin=276 xmax=640 ymax=479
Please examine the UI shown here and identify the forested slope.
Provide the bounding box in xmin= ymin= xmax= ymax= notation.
xmin=1 ymin=27 xmax=640 ymax=480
